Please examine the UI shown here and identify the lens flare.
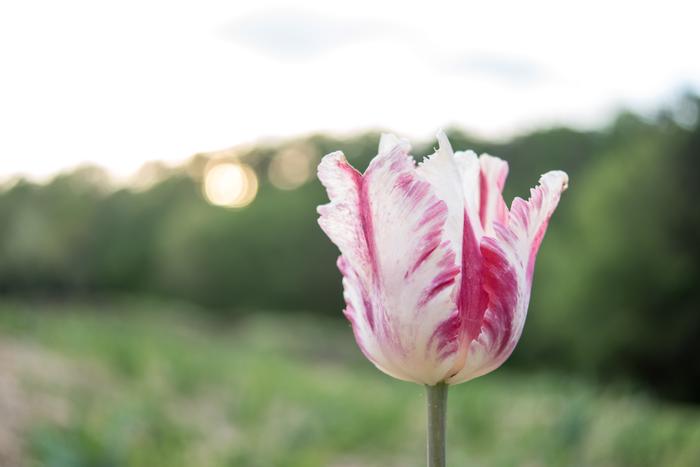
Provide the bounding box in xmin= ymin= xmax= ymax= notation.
xmin=203 ymin=162 xmax=258 ymax=208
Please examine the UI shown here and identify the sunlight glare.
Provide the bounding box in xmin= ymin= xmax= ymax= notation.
xmin=203 ymin=162 xmax=258 ymax=208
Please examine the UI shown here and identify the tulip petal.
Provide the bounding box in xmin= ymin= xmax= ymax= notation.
xmin=447 ymin=170 xmax=568 ymax=383
xmin=416 ymin=133 xmax=462 ymax=250
xmin=416 ymin=133 xmax=493 ymax=379
xmin=417 ymin=132 xmax=481 ymax=248
xmin=504 ymin=170 xmax=569 ymax=284
xmin=446 ymin=238 xmax=520 ymax=383
xmin=317 ymin=152 xmax=404 ymax=377
xmin=317 ymin=138 xmax=464 ymax=384
xmin=478 ymin=154 xmax=509 ymax=234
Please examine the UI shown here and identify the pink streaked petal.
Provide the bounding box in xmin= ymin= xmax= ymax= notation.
xmin=436 ymin=209 xmax=491 ymax=381
xmin=478 ymin=238 xmax=521 ymax=361
xmin=447 ymin=237 xmax=520 ymax=384
xmin=499 ymin=170 xmax=569 ymax=284
xmin=338 ymin=255 xmax=414 ymax=381
xmin=416 ymin=132 xmax=470 ymax=256
xmin=415 ymin=133 xmax=488 ymax=379
xmin=478 ymin=154 xmax=509 ymax=234
xmin=447 ymin=170 xmax=568 ymax=384
xmin=318 ymin=136 xmax=463 ymax=384
xmin=362 ymin=143 xmax=462 ymax=383
xmin=452 ymin=149 xmax=483 ymax=237
xmin=378 ymin=133 xmax=410 ymax=155
xmin=319 ymin=152 xmax=407 ymax=379
xmin=458 ymin=212 xmax=490 ymax=344
xmin=317 ymin=151 xmax=369 ymax=281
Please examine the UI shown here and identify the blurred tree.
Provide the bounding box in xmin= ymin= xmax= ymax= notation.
xmin=0 ymin=97 xmax=698 ymax=401
xmin=518 ymin=97 xmax=700 ymax=401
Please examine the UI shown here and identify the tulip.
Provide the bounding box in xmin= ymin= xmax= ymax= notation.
xmin=317 ymin=132 xmax=568 ymax=466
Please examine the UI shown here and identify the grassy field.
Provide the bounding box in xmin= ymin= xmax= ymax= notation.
xmin=1 ymin=299 xmax=699 ymax=467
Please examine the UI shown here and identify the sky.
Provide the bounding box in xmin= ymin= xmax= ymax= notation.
xmin=1 ymin=0 xmax=699 ymax=182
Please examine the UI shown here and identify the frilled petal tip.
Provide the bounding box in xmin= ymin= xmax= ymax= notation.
xmin=378 ymin=133 xmax=410 ymax=155
xmin=316 ymin=132 xmax=568 ymax=386
xmin=540 ymin=170 xmax=569 ymax=193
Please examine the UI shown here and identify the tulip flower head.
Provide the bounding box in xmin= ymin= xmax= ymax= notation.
xmin=317 ymin=133 xmax=568 ymax=386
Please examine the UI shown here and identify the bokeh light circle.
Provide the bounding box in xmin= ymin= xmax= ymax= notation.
xmin=268 ymin=148 xmax=312 ymax=190
xmin=203 ymin=162 xmax=258 ymax=208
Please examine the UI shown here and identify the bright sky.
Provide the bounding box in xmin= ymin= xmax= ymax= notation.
xmin=1 ymin=0 xmax=698 ymax=181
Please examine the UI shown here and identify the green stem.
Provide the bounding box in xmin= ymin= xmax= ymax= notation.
xmin=426 ymin=382 xmax=448 ymax=467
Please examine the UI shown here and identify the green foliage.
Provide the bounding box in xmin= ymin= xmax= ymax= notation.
xmin=0 ymin=97 xmax=699 ymax=401
xmin=1 ymin=301 xmax=699 ymax=467
xmin=518 ymin=100 xmax=700 ymax=401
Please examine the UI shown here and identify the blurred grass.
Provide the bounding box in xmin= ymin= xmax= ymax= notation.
xmin=1 ymin=299 xmax=699 ymax=467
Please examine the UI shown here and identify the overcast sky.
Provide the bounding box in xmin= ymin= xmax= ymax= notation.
xmin=1 ymin=0 xmax=698 ymax=181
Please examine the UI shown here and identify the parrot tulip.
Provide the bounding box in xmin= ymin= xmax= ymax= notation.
xmin=317 ymin=132 xmax=568 ymax=384
xmin=317 ymin=132 xmax=568 ymax=466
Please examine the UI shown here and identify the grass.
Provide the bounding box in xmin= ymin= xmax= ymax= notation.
xmin=0 ymin=298 xmax=699 ymax=467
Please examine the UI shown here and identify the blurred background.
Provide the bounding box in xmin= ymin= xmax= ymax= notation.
xmin=1 ymin=1 xmax=700 ymax=466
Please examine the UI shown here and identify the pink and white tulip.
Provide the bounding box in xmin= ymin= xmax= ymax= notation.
xmin=317 ymin=133 xmax=568 ymax=386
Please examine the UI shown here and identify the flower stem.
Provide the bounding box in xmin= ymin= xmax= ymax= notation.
xmin=426 ymin=382 xmax=448 ymax=467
